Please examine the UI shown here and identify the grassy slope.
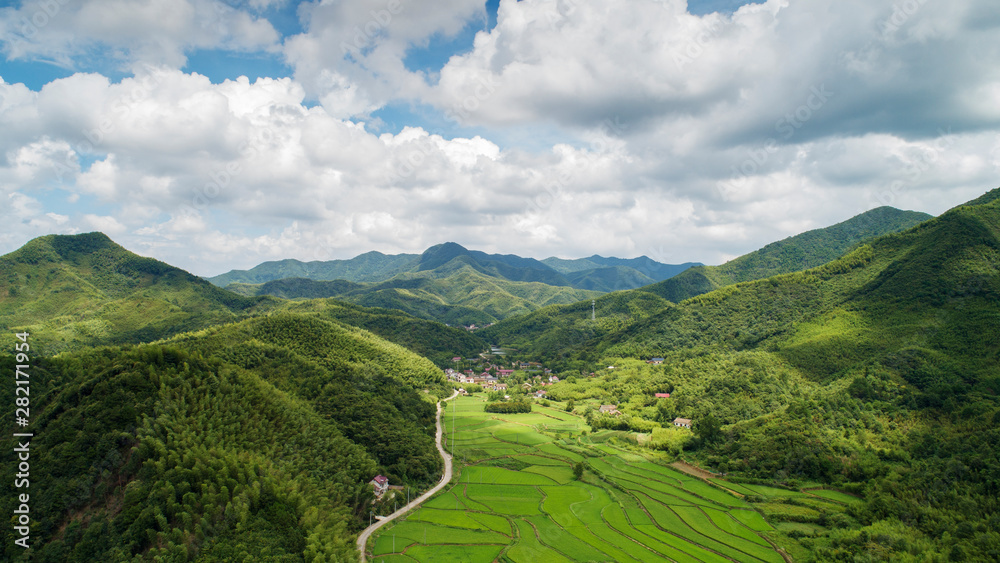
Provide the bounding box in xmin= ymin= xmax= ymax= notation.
xmin=273 ymin=298 xmax=486 ymax=366
xmin=640 ymin=206 xmax=933 ymax=303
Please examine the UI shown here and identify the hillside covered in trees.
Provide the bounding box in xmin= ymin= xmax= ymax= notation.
xmin=0 ymin=313 xmax=450 ymax=561
xmin=0 ymin=235 xmax=472 ymax=562
xmin=483 ymin=189 xmax=1000 ymax=560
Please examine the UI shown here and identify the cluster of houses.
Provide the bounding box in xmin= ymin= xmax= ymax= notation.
xmin=444 ymin=359 xmax=557 ymax=387
xmin=445 ymin=366 xmax=563 ymax=396
xmin=442 ymin=355 xmax=693 ymax=428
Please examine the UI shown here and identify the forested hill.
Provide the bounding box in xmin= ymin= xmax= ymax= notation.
xmin=0 ymin=232 xmax=274 ymax=353
xmin=274 ymin=298 xmax=485 ymax=366
xmin=0 ymin=313 xmax=450 ymax=561
xmin=640 ymin=206 xmax=932 ymax=303
xmin=596 ymin=196 xmax=993 ymax=363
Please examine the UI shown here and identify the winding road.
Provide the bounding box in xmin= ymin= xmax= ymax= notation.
xmin=356 ymin=390 xmax=459 ymax=562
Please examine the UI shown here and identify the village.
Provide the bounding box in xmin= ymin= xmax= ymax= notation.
xmin=441 ymin=352 xmax=694 ymax=429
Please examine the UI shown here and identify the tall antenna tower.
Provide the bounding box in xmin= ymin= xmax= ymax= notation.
xmin=592 ymin=300 xmax=596 ymax=321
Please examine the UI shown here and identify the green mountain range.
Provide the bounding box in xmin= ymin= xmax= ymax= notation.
xmin=2 ymin=193 xmax=997 ymax=561
xmin=0 ymin=233 xmax=485 ymax=367
xmin=209 ymin=242 xmax=700 ymax=300
xmin=479 ymin=205 xmax=932 ymax=360
xmin=543 ymin=254 xmax=699 ymax=282
xmin=226 ymin=265 xmax=603 ymax=327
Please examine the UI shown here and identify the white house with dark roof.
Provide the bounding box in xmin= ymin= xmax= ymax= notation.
xmin=673 ymin=417 xmax=693 ymax=429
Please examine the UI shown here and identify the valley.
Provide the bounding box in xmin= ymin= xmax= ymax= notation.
xmin=1 ymin=192 xmax=998 ymax=561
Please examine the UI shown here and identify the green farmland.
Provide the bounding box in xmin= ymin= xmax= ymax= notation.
xmin=368 ymin=396 xmax=811 ymax=562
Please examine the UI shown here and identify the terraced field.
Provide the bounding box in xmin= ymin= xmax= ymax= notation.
xmin=368 ymin=396 xmax=791 ymax=561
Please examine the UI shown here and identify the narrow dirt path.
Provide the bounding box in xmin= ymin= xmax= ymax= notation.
xmin=356 ymin=390 xmax=459 ymax=562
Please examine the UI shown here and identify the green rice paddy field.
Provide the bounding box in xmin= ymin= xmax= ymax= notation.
xmin=368 ymin=396 xmax=843 ymax=562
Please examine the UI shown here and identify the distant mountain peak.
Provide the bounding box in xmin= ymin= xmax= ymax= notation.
xmin=417 ymin=242 xmax=473 ymax=271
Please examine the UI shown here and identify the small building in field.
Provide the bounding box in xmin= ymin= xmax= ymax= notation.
xmin=655 ymin=393 xmax=671 ymax=398
xmin=494 ymin=383 xmax=507 ymax=391
xmin=370 ymin=475 xmax=389 ymax=498
xmin=452 ymin=357 xmax=462 ymax=362
xmin=673 ymin=417 xmax=693 ymax=429
xmin=498 ymin=369 xmax=514 ymax=377
xmin=549 ymin=375 xmax=559 ymax=383
xmin=535 ymin=390 xmax=547 ymax=399
xmin=648 ymin=357 xmax=664 ymax=365
xmin=599 ymin=404 xmax=621 ymax=416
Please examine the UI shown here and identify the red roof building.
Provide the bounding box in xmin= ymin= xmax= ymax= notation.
xmin=370 ymin=475 xmax=389 ymax=498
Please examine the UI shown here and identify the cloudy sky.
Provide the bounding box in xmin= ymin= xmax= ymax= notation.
xmin=2 ymin=0 xmax=999 ymax=276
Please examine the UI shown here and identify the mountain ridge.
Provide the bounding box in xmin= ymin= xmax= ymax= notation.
xmin=207 ymin=242 xmax=698 ymax=294
xmin=640 ymin=206 xmax=933 ymax=302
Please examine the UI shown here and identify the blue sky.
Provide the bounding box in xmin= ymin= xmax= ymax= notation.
xmin=1 ymin=0 xmax=999 ymax=275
